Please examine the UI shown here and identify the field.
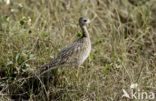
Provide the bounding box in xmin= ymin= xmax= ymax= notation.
xmin=0 ymin=0 xmax=156 ymax=100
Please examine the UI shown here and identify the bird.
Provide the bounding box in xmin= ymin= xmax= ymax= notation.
xmin=38 ymin=17 xmax=91 ymax=76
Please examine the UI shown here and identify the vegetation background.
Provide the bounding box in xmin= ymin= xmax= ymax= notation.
xmin=0 ymin=0 xmax=156 ymax=100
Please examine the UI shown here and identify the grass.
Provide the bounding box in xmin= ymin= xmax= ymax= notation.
xmin=0 ymin=0 xmax=156 ymax=100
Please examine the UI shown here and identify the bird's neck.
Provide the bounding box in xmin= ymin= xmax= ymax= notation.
xmin=81 ymin=26 xmax=89 ymax=37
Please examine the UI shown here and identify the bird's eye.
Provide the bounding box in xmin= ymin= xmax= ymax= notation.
xmin=84 ymin=20 xmax=87 ymax=22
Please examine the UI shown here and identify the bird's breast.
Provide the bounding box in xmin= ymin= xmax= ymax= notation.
xmin=77 ymin=39 xmax=91 ymax=66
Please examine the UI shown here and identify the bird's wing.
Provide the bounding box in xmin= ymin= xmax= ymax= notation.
xmin=53 ymin=40 xmax=82 ymax=66
xmin=39 ymin=39 xmax=83 ymax=76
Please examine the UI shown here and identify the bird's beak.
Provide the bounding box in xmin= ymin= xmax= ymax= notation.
xmin=87 ymin=19 xmax=91 ymax=24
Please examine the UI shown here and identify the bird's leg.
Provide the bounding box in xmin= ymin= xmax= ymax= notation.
xmin=76 ymin=66 xmax=80 ymax=78
xmin=75 ymin=66 xmax=84 ymax=78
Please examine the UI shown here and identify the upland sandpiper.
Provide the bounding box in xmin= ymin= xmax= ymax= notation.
xmin=39 ymin=17 xmax=91 ymax=76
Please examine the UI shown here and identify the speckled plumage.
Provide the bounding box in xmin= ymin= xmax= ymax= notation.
xmin=39 ymin=17 xmax=91 ymax=75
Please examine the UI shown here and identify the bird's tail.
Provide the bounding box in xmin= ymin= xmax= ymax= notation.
xmin=38 ymin=62 xmax=57 ymax=76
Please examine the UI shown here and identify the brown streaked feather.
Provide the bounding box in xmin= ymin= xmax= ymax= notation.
xmin=38 ymin=17 xmax=91 ymax=76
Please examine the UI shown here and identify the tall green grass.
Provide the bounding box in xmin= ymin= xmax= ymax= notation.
xmin=0 ymin=0 xmax=156 ymax=100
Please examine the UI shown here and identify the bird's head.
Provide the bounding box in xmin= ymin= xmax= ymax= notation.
xmin=79 ymin=17 xmax=90 ymax=26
